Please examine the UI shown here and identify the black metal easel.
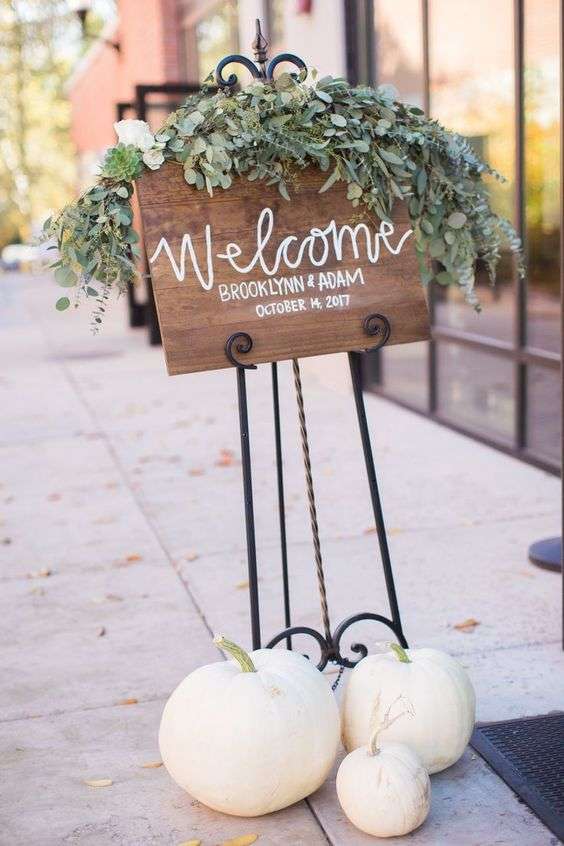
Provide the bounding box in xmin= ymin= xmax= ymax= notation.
xmin=216 ymin=21 xmax=408 ymax=675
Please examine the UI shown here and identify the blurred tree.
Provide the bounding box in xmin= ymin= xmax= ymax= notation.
xmin=0 ymin=0 xmax=79 ymax=249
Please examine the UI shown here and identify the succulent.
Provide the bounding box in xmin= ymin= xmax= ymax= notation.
xmin=101 ymin=144 xmax=142 ymax=182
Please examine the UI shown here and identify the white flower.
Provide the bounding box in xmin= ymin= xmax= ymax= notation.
xmin=142 ymin=148 xmax=165 ymax=170
xmin=113 ymin=119 xmax=155 ymax=152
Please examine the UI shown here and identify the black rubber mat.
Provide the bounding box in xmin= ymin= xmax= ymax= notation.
xmin=471 ymin=713 xmax=564 ymax=841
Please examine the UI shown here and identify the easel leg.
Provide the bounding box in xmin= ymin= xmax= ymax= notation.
xmin=348 ymin=352 xmax=407 ymax=647
xmin=236 ymin=367 xmax=261 ymax=649
xmin=271 ymin=363 xmax=291 ymax=648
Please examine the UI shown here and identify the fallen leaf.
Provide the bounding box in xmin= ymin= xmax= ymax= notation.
xmin=188 ymin=468 xmax=205 ymax=476
xmin=453 ymin=618 xmax=480 ymax=633
xmin=141 ymin=760 xmax=163 ymax=769
xmin=84 ymin=778 xmax=112 ymax=788
xmin=97 ymin=627 xmax=106 ymax=637
xmin=177 ymin=840 xmax=201 ymax=846
xmin=215 ymin=448 xmax=236 ymax=467
xmin=92 ymin=593 xmax=121 ymax=605
xmin=27 ymin=568 xmax=52 ymax=579
xmin=235 ymin=580 xmax=249 ymax=590
xmin=185 ymin=552 xmax=199 ymax=562
xmin=221 ymin=836 xmax=259 ymax=846
xmin=126 ymin=553 xmax=142 ymax=562
xmin=118 ymin=697 xmax=138 ymax=706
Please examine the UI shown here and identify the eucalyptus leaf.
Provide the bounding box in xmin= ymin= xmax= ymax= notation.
xmin=380 ymin=149 xmax=404 ymax=166
xmin=55 ymin=266 xmax=77 ymax=287
xmin=429 ymin=239 xmax=445 ymax=258
xmin=278 ymin=181 xmax=290 ymax=201
xmin=416 ymin=169 xmax=427 ymax=196
xmin=319 ymin=167 xmax=340 ymax=193
xmin=447 ymin=212 xmax=467 ymax=229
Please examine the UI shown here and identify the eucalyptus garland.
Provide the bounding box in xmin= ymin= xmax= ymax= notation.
xmin=43 ymin=71 xmax=521 ymax=329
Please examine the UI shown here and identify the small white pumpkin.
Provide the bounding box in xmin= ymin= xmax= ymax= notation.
xmin=159 ymin=635 xmax=340 ymax=817
xmin=337 ymin=705 xmax=431 ymax=838
xmin=342 ymin=643 xmax=475 ymax=773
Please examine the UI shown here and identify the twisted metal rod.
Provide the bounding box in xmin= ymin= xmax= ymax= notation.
xmin=291 ymin=358 xmax=331 ymax=641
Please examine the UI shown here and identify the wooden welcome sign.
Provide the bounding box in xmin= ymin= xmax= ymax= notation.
xmin=136 ymin=164 xmax=430 ymax=375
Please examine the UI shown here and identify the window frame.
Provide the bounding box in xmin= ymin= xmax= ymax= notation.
xmin=345 ymin=0 xmax=562 ymax=476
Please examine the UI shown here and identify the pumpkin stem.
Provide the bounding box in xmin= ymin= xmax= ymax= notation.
xmin=389 ymin=642 xmax=411 ymax=663
xmin=213 ymin=634 xmax=256 ymax=673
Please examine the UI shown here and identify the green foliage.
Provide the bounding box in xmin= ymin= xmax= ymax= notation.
xmin=46 ymin=71 xmax=522 ymax=325
xmin=101 ymin=145 xmax=143 ymax=182
xmin=44 ymin=181 xmax=139 ymax=330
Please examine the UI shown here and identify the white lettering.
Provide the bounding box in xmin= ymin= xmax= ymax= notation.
xmin=150 ymin=207 xmax=412 ymax=291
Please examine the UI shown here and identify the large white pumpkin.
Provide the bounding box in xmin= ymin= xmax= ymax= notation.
xmin=159 ymin=636 xmax=341 ymax=816
xmin=337 ymin=741 xmax=430 ymax=837
xmin=342 ymin=643 xmax=475 ymax=773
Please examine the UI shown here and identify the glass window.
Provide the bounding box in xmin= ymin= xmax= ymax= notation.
xmin=373 ymin=0 xmax=428 ymax=407
xmin=527 ymin=365 xmax=561 ymax=464
xmin=195 ymin=0 xmax=239 ymax=83
xmin=381 ymin=341 xmax=428 ymax=409
xmin=428 ymin=0 xmax=516 ymax=342
xmin=437 ymin=343 xmax=515 ymax=443
xmin=372 ymin=0 xmax=425 ymax=107
xmin=524 ymin=0 xmax=561 ymax=353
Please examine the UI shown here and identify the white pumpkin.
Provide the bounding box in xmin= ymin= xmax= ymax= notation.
xmin=337 ymin=738 xmax=431 ymax=838
xmin=342 ymin=643 xmax=475 ymax=773
xmin=159 ymin=635 xmax=341 ymax=817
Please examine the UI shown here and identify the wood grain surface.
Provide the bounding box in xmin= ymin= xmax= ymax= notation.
xmin=136 ymin=163 xmax=430 ymax=375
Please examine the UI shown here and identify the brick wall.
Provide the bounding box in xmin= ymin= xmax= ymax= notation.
xmin=69 ymin=0 xmax=185 ymax=180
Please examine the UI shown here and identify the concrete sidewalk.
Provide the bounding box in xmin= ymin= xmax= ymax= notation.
xmin=1 ymin=271 xmax=562 ymax=846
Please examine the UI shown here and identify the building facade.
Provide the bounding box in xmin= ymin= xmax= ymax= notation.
xmin=69 ymin=0 xmax=562 ymax=472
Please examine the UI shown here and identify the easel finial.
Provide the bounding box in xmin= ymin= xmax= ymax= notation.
xmin=252 ymin=18 xmax=268 ymax=77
